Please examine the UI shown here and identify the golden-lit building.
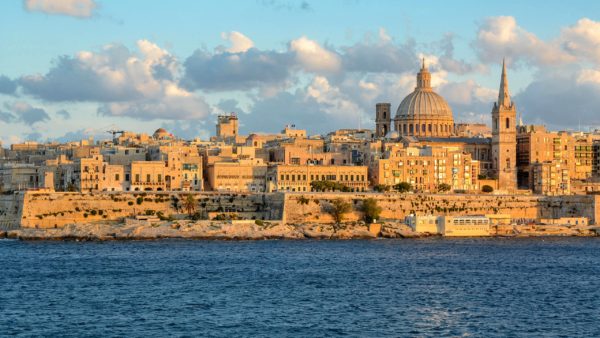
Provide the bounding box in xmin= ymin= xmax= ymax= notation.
xmin=386 ymin=60 xmax=455 ymax=138
xmin=129 ymin=161 xmax=166 ymax=191
xmin=369 ymin=144 xmax=479 ymax=192
xmin=267 ymin=164 xmax=369 ymax=192
xmin=531 ymin=160 xmax=570 ymax=195
xmin=207 ymin=159 xmax=267 ymax=192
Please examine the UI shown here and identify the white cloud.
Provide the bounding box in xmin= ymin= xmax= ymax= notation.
xmin=20 ymin=40 xmax=211 ymax=121
xmin=221 ymin=31 xmax=255 ymax=53
xmin=560 ymin=18 xmax=600 ymax=64
xmin=290 ymin=36 xmax=341 ymax=73
xmin=24 ymin=0 xmax=97 ymax=18
xmin=474 ymin=16 xmax=574 ymax=66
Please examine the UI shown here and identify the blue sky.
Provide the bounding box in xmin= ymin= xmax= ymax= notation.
xmin=1 ymin=0 xmax=600 ymax=144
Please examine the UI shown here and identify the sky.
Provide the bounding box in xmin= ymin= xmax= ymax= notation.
xmin=1 ymin=0 xmax=600 ymax=144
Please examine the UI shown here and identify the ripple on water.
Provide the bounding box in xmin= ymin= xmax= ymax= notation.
xmin=0 ymin=238 xmax=599 ymax=337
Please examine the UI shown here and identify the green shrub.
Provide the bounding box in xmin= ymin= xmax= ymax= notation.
xmin=255 ymin=219 xmax=264 ymax=226
xmin=136 ymin=197 xmax=143 ymax=205
xmin=327 ymin=198 xmax=352 ymax=224
xmin=393 ymin=182 xmax=412 ymax=193
xmin=361 ymin=198 xmax=382 ymax=223
xmin=128 ymin=201 xmax=134 ymax=206
xmin=482 ymin=185 xmax=494 ymax=193
xmin=90 ymin=210 xmax=97 ymax=216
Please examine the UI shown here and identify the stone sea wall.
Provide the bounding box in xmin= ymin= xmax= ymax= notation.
xmin=0 ymin=191 xmax=597 ymax=230
xmin=282 ymin=192 xmax=600 ymax=225
xmin=1 ymin=191 xmax=284 ymax=229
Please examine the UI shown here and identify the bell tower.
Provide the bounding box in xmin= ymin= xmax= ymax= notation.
xmin=491 ymin=59 xmax=517 ymax=191
xmin=375 ymin=102 xmax=391 ymax=138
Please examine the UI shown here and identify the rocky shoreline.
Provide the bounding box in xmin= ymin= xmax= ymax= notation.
xmin=0 ymin=220 xmax=597 ymax=241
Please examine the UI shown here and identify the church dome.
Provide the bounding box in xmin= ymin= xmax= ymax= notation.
xmin=394 ymin=60 xmax=454 ymax=137
xmin=396 ymin=90 xmax=453 ymax=119
xmin=153 ymin=128 xmax=172 ymax=139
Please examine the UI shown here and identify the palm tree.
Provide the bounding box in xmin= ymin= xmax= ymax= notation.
xmin=181 ymin=193 xmax=196 ymax=217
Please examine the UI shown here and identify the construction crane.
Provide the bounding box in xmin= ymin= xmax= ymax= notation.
xmin=106 ymin=129 xmax=125 ymax=144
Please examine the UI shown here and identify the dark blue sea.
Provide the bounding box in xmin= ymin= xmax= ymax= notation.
xmin=1 ymin=238 xmax=599 ymax=337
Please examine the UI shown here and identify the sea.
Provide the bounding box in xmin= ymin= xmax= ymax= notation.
xmin=1 ymin=238 xmax=599 ymax=337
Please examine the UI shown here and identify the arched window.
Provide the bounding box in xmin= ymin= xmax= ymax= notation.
xmin=403 ymin=124 xmax=407 ymax=134
xmin=506 ymin=118 xmax=510 ymax=129
xmin=409 ymin=124 xmax=414 ymax=133
xmin=428 ymin=124 xmax=432 ymax=132
xmin=383 ymin=111 xmax=387 ymax=119
xmin=383 ymin=125 xmax=387 ymax=135
xmin=422 ymin=124 xmax=426 ymax=132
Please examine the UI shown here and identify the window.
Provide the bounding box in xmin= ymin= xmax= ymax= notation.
xmin=135 ymin=174 xmax=140 ymax=183
xmin=115 ymin=174 xmax=120 ymax=181
xmin=158 ymin=174 xmax=162 ymax=183
xmin=146 ymin=174 xmax=151 ymax=182
xmin=506 ymin=118 xmax=510 ymax=129
xmin=125 ymin=174 xmax=130 ymax=182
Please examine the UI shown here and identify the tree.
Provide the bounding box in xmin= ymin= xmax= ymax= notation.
xmin=361 ymin=198 xmax=382 ymax=223
xmin=310 ymin=180 xmax=351 ymax=192
xmin=437 ymin=183 xmax=451 ymax=192
xmin=181 ymin=193 xmax=196 ymax=217
xmin=393 ymin=182 xmax=412 ymax=193
xmin=327 ymin=198 xmax=352 ymax=224
xmin=373 ymin=184 xmax=391 ymax=192
xmin=171 ymin=196 xmax=180 ymax=212
xmin=482 ymin=185 xmax=494 ymax=193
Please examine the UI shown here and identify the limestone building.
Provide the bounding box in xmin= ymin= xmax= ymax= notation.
xmin=391 ymin=60 xmax=454 ymax=138
xmin=491 ymin=60 xmax=517 ymax=191
xmin=266 ymin=164 xmax=369 ymax=192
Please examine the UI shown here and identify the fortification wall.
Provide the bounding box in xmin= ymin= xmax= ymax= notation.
xmin=4 ymin=191 xmax=598 ymax=230
xmin=19 ymin=191 xmax=285 ymax=229
xmin=283 ymin=193 xmax=598 ymax=225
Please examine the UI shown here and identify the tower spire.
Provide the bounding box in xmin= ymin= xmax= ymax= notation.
xmin=498 ymin=58 xmax=511 ymax=108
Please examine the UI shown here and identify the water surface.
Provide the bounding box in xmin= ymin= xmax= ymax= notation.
xmin=1 ymin=238 xmax=599 ymax=337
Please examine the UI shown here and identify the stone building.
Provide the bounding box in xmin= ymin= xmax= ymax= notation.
xmin=531 ymin=160 xmax=570 ymax=195
xmin=369 ymin=144 xmax=479 ymax=192
xmin=389 ymin=60 xmax=454 ymax=138
xmin=266 ymin=164 xmax=369 ymax=192
xmin=491 ymin=60 xmax=517 ymax=191
xmin=129 ymin=161 xmax=167 ymax=191
xmin=206 ymin=159 xmax=268 ymax=192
